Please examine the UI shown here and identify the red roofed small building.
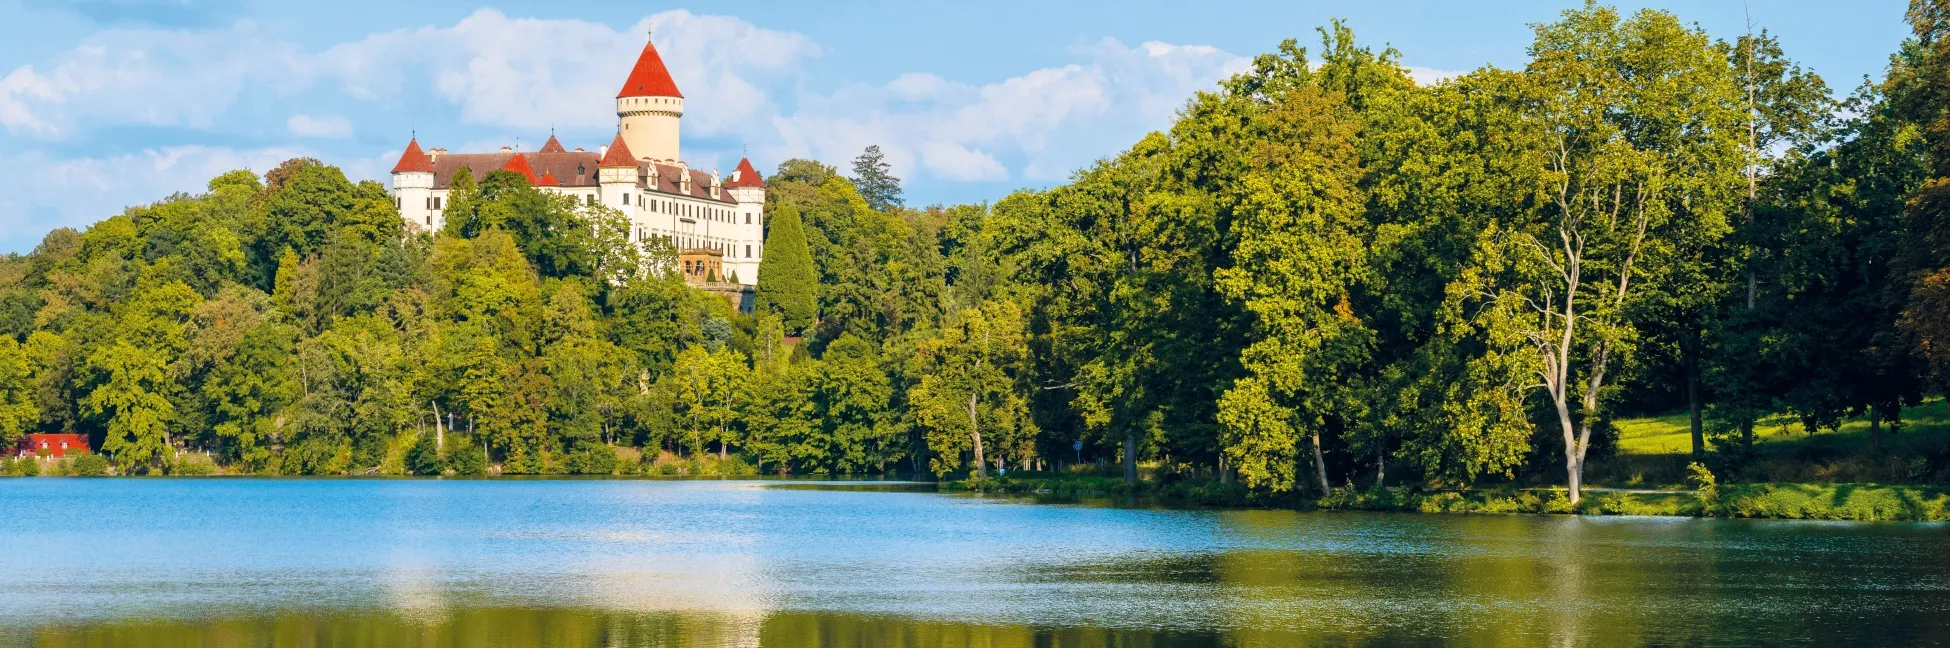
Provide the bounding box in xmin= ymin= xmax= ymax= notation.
xmin=17 ymin=434 xmax=89 ymax=459
xmin=387 ymin=33 xmax=770 ymax=293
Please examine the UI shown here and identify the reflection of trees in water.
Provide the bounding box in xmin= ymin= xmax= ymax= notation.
xmin=24 ymin=609 xmax=1215 ymax=648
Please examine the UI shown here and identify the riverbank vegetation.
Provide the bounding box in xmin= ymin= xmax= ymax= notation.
xmin=5 ymin=2 xmax=1950 ymax=512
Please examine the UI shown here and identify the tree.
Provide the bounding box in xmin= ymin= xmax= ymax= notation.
xmin=755 ymin=204 xmax=819 ymax=334
xmin=850 ymin=145 xmax=903 ymax=212
xmin=910 ymin=300 xmax=1033 ymax=478
xmin=1499 ymin=6 xmax=1745 ymax=502
xmin=84 ymin=340 xmax=175 ymax=472
xmin=0 ymin=336 xmax=38 ymax=448
xmin=1213 ymin=51 xmax=1372 ymax=494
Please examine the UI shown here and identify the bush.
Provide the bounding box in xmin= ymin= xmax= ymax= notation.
xmin=168 ymin=455 xmax=218 ymax=476
xmin=2 ymin=456 xmax=40 ymax=477
xmin=564 ymin=445 xmax=619 ymax=475
xmin=443 ymin=442 xmax=488 ymax=476
xmin=69 ymin=454 xmax=109 ymax=477
xmin=406 ymin=434 xmax=441 ymax=476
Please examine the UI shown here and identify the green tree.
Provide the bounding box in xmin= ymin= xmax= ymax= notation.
xmin=910 ymin=300 xmax=1033 ymax=478
xmin=0 ymin=336 xmax=38 ymax=448
xmin=755 ymin=204 xmax=819 ymax=334
xmin=850 ymin=145 xmax=904 ymax=212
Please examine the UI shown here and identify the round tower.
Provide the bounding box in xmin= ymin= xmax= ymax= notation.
xmin=390 ymin=138 xmax=437 ymax=231
xmin=617 ymin=35 xmax=683 ymax=164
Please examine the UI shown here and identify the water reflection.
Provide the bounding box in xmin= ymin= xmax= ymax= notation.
xmin=1 ymin=479 xmax=1946 ymax=647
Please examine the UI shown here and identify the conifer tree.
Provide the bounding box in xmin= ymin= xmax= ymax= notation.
xmin=755 ymin=204 xmax=818 ymax=334
xmin=850 ymin=145 xmax=903 ymax=212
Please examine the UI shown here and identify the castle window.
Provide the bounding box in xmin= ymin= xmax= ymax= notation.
xmin=746 ymin=245 xmax=751 ymax=258
xmin=745 ymin=214 xmax=751 ymax=224
xmin=623 ymin=193 xmax=630 ymax=205
xmin=433 ymin=197 xmax=443 ymax=210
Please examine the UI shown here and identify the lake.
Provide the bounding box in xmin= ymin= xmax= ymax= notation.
xmin=0 ymin=478 xmax=1944 ymax=647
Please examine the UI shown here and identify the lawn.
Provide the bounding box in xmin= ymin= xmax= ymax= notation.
xmin=1602 ymin=398 xmax=1950 ymax=486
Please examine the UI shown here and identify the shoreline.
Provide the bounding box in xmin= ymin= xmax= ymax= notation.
xmin=5 ymin=469 xmax=1945 ymax=523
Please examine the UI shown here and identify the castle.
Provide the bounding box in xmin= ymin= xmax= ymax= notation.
xmin=389 ymin=34 xmax=769 ymax=287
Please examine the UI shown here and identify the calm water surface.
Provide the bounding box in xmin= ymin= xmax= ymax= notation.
xmin=0 ymin=478 xmax=1945 ymax=647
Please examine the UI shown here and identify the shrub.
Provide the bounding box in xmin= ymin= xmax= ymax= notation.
xmin=443 ymin=442 xmax=488 ymax=476
xmin=564 ymin=445 xmax=619 ymax=475
xmin=406 ymin=434 xmax=441 ymax=476
xmin=168 ymin=455 xmax=218 ymax=476
xmin=69 ymin=454 xmax=109 ymax=477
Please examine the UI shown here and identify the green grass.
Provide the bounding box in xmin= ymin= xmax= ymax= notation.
xmin=1602 ymin=398 xmax=1950 ymax=486
xmin=1616 ymin=398 xmax=1950 ymax=455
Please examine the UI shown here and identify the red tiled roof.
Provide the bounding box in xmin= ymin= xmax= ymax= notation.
xmin=539 ymin=135 xmax=567 ymax=154
xmin=501 ymin=153 xmax=537 ymax=184
xmin=536 ymin=171 xmax=559 ymax=186
xmin=725 ymin=157 xmax=765 ymax=189
xmin=617 ymin=39 xmax=683 ymax=98
xmin=390 ymin=139 xmax=434 ymax=174
xmin=430 ymin=152 xmax=602 ymax=190
xmin=599 ymin=133 xmax=636 ymax=167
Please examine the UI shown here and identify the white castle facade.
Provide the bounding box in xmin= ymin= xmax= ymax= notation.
xmin=388 ymin=35 xmax=768 ymax=286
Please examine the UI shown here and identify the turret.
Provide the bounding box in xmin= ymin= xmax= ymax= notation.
xmin=722 ymin=157 xmax=767 ymax=285
xmin=616 ymin=36 xmax=683 ymax=164
xmin=390 ymin=138 xmax=437 ymax=231
xmin=598 ymin=133 xmax=641 ymax=213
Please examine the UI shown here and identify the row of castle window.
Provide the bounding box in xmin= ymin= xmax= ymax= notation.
xmin=620 ymin=194 xmax=753 ymax=224
xmin=394 ymin=196 xmax=444 ymax=211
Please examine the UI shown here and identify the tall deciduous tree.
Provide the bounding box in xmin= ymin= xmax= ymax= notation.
xmin=1500 ymin=5 xmax=1744 ymax=502
xmin=911 ymin=300 xmax=1033 ymax=478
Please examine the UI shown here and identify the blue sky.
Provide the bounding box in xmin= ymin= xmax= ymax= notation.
xmin=0 ymin=0 xmax=1914 ymax=253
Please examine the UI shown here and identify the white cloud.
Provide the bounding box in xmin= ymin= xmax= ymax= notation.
xmin=316 ymin=9 xmax=818 ymax=134
xmin=287 ymin=113 xmax=351 ymax=138
xmin=0 ymin=21 xmax=305 ymax=138
xmin=0 ymin=145 xmax=309 ymax=246
xmin=767 ymin=37 xmax=1249 ymax=184
xmin=1405 ymin=66 xmax=1465 ymax=85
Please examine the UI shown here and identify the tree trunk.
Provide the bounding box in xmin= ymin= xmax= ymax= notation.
xmin=1553 ymin=399 xmax=1581 ymax=505
xmin=1122 ymin=432 xmax=1137 ymax=483
xmin=1869 ymin=404 xmax=1884 ymax=451
xmin=1310 ymin=432 xmax=1329 ymax=494
xmin=1687 ymin=342 xmax=1704 ymax=460
xmin=1374 ymin=441 xmax=1386 ymax=489
xmin=966 ymin=392 xmax=987 ymax=479
xmin=431 ymin=401 xmax=444 ymax=451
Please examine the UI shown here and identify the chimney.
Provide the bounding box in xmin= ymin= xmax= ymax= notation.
xmin=598 ymin=145 xmax=608 ymax=157
xmin=500 ymin=146 xmax=512 ymax=154
xmin=429 ymin=148 xmax=444 ymax=163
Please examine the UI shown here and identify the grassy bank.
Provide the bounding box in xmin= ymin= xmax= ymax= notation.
xmin=1592 ymin=399 xmax=1950 ymax=487
xmin=946 ymin=476 xmax=1950 ymax=522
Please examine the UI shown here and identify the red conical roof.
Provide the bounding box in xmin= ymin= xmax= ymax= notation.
xmin=501 ymin=153 xmax=538 ymax=184
xmin=390 ymin=139 xmax=434 ymax=174
xmin=539 ymin=134 xmax=566 ymax=153
xmin=536 ymin=171 xmax=559 ymax=186
xmin=599 ymin=133 xmax=637 ymax=167
xmin=617 ymin=39 xmax=683 ymax=98
xmin=725 ymin=157 xmax=765 ymax=189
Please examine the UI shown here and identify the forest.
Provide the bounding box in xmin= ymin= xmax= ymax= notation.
xmin=5 ymin=3 xmax=1950 ymax=506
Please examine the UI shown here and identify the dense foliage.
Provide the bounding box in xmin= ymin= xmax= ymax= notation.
xmin=4 ymin=3 xmax=1949 ymax=501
